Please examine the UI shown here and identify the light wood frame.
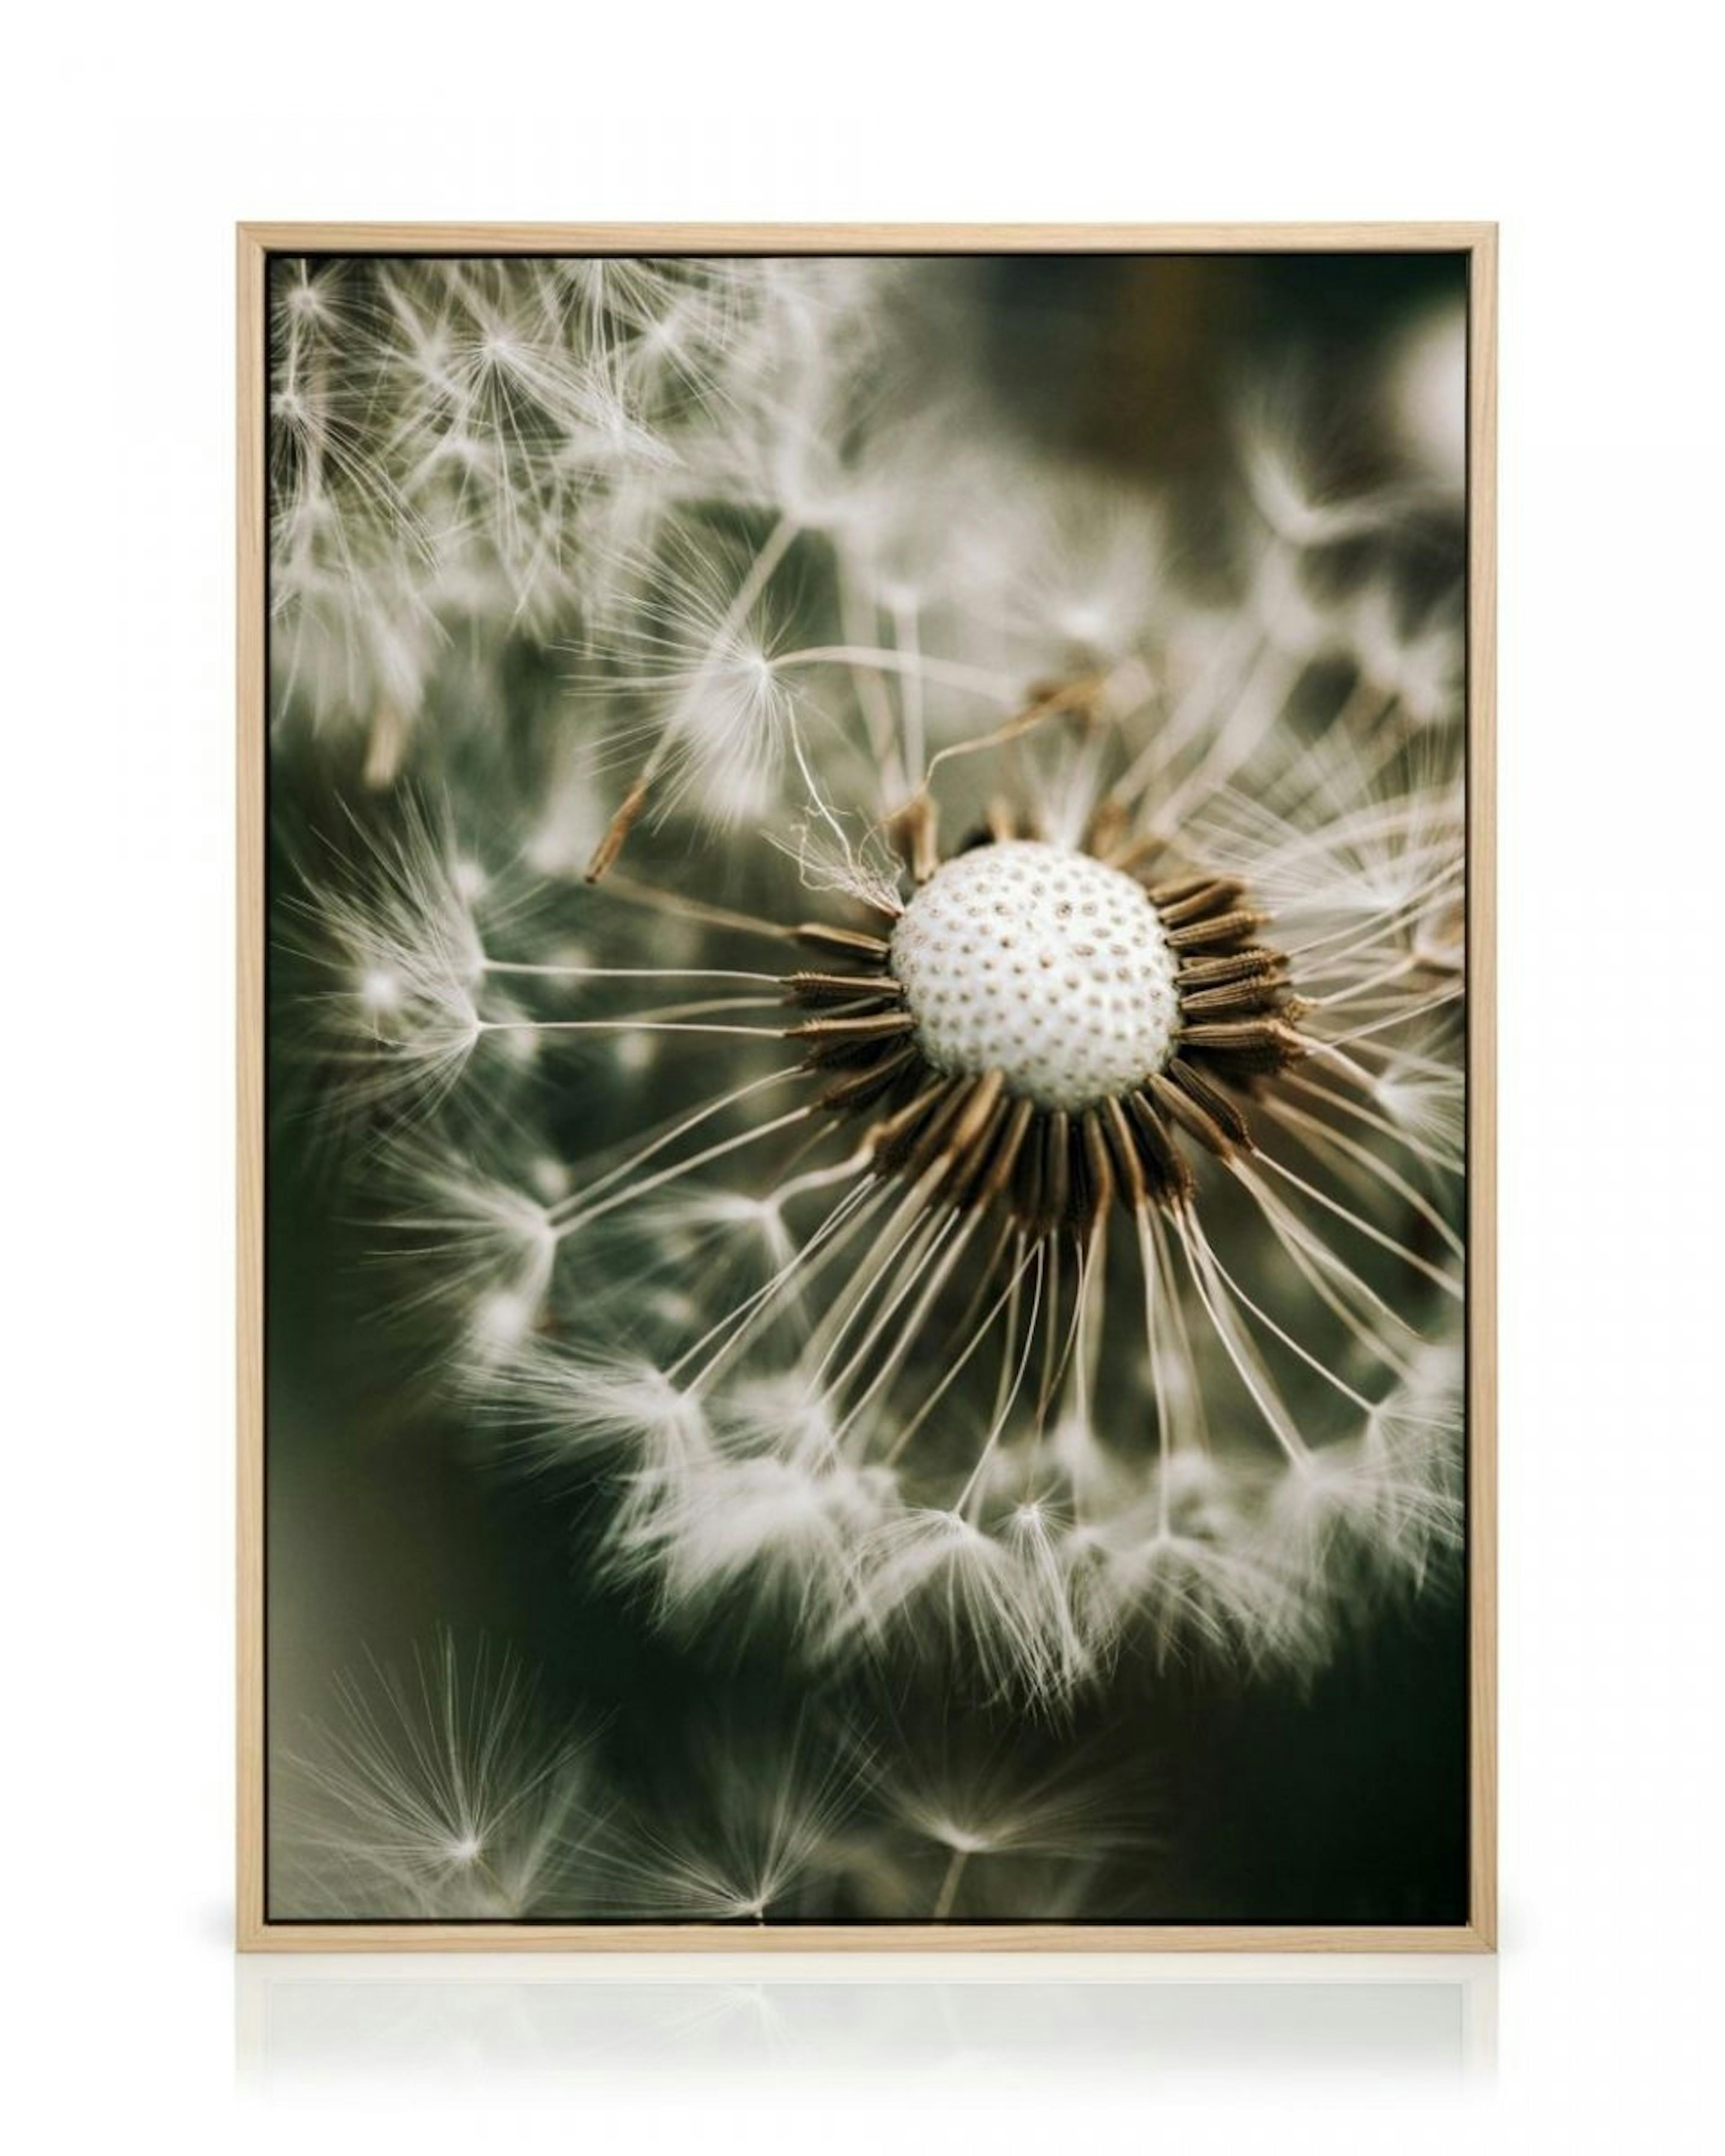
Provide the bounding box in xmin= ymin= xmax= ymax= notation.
xmin=238 ymin=222 xmax=1496 ymax=1953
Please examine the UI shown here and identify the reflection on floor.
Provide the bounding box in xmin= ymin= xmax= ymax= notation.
xmin=238 ymin=1953 xmax=1497 ymax=2090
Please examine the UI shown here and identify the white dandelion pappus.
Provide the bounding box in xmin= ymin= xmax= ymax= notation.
xmin=863 ymin=1725 xmax=1164 ymax=1921
xmin=571 ymin=520 xmax=809 ymax=843
xmin=368 ymin=1132 xmax=561 ymax=1374
xmin=266 ymin=254 xmax=884 ymax=771
xmin=289 ymin=257 xmax=1468 ymax=1714
xmin=1260 ymin=1333 xmax=1465 ymax=1599
xmin=604 ymin=1374 xmax=896 ymax=1639
xmin=285 ymin=797 xmax=487 ymax=1127
xmin=583 ymin=1714 xmax=865 ymax=1922
xmin=479 ymin=1339 xmax=713 ymax=1480
xmin=274 ymin=1635 xmax=600 ymax=1920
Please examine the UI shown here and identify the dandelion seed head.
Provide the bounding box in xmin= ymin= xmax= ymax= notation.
xmin=1238 ymin=390 xmax=1415 ymax=553
xmin=1044 ymin=1410 xmax=1139 ymax=1512
xmin=1251 ymin=545 xmax=1340 ymax=660
xmin=282 ymin=273 xmax=332 ymax=324
xmin=578 ymin=524 xmax=803 ymax=831
xmin=375 ymin=1144 xmax=559 ymax=1376
xmin=273 ymin=258 xmax=1468 ymax=1715
xmin=661 ymin=1188 xmax=792 ymax=1263
xmin=890 ymin=842 xmax=1181 ymax=1112
xmin=485 ymin=1001 xmax=544 ymax=1072
xmin=928 ymin=1817 xmax=991 ymax=1854
xmin=833 ymin=1503 xmax=1094 ymax=1707
xmin=1161 ymin=1449 xmax=1252 ymax=1542
xmin=524 ymin=795 xmax=603 ymax=878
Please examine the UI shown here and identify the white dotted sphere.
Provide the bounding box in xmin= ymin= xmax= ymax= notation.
xmin=890 ymin=841 xmax=1181 ymax=1113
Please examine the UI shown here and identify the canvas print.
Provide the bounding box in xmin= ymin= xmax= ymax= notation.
xmin=264 ymin=248 xmax=1472 ymax=1926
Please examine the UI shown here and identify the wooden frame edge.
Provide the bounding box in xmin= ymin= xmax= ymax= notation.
xmin=238 ymin=1923 xmax=1494 ymax=1955
xmin=1465 ymin=225 xmax=1499 ymax=1952
xmin=236 ymin=219 xmax=1497 ymax=257
xmin=237 ymin=224 xmax=267 ymax=1953
xmin=235 ymin=222 xmax=1498 ymax=1956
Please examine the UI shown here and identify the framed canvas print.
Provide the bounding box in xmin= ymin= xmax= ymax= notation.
xmin=238 ymin=223 xmax=1495 ymax=1950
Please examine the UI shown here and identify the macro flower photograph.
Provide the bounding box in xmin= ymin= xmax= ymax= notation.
xmin=262 ymin=244 xmax=1474 ymax=1927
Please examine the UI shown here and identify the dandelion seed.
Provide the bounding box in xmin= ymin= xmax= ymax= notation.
xmin=584 ymin=1715 xmax=862 ymax=1922
xmin=273 ymin=1635 xmax=598 ymax=1920
xmin=368 ymin=1135 xmax=559 ymax=1374
xmin=287 ymin=799 xmax=487 ymax=1126
xmin=482 ymin=1343 xmax=711 ymax=1476
xmin=607 ymin=1439 xmax=895 ymax=1639
xmin=867 ymin=1725 xmax=1161 ymax=1919
xmin=577 ymin=521 xmax=809 ymax=854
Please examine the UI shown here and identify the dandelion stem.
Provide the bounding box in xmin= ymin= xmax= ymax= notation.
xmin=933 ymin=1847 xmax=969 ymax=1922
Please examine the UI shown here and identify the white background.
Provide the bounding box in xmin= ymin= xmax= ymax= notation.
xmin=7 ymin=5 xmax=1722 ymax=2148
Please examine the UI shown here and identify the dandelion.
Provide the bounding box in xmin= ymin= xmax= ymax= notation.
xmin=371 ymin=1133 xmax=561 ymax=1372
xmin=270 ymin=255 xmax=1470 ymax=1918
xmin=606 ymin=1375 xmax=896 ymax=1640
xmin=862 ymin=1724 xmax=1162 ymax=1920
xmin=274 ymin=1636 xmax=599 ymax=1919
xmin=288 ymin=349 xmax=1463 ymax=1703
xmin=584 ymin=1714 xmax=863 ymax=1922
xmin=572 ymin=521 xmax=809 ymax=845
xmin=330 ymin=641 xmax=1463 ymax=1704
xmin=283 ymin=797 xmax=487 ymax=1126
